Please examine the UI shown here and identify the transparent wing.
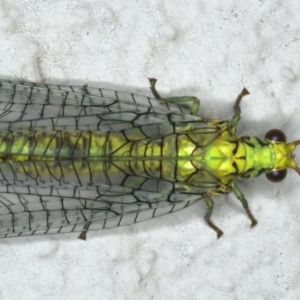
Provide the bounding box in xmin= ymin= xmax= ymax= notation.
xmin=0 ymin=179 xmax=203 ymax=238
xmin=0 ymin=80 xmax=204 ymax=133
xmin=0 ymin=79 xmax=222 ymax=238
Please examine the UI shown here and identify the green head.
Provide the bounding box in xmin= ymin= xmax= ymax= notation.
xmin=265 ymin=129 xmax=300 ymax=182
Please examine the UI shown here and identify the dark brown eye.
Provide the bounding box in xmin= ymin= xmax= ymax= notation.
xmin=265 ymin=129 xmax=286 ymax=142
xmin=266 ymin=169 xmax=287 ymax=182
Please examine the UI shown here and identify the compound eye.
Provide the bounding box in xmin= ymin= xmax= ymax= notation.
xmin=265 ymin=129 xmax=286 ymax=142
xmin=266 ymin=169 xmax=287 ymax=182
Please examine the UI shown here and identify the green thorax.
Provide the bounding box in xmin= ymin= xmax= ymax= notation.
xmin=201 ymin=130 xmax=281 ymax=185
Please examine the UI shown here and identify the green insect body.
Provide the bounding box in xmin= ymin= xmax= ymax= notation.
xmin=0 ymin=78 xmax=298 ymax=239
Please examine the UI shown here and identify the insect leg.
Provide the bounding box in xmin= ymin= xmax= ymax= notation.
xmin=203 ymin=196 xmax=223 ymax=238
xmin=148 ymin=78 xmax=200 ymax=115
xmin=230 ymin=88 xmax=250 ymax=130
xmin=230 ymin=181 xmax=257 ymax=228
xmin=78 ymin=221 xmax=91 ymax=241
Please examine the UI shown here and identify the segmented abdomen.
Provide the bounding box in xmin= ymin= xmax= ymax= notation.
xmin=0 ymin=130 xmax=205 ymax=187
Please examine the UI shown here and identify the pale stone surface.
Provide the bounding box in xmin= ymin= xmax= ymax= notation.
xmin=0 ymin=1 xmax=300 ymax=299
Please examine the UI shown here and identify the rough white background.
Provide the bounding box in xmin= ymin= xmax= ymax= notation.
xmin=0 ymin=1 xmax=300 ymax=299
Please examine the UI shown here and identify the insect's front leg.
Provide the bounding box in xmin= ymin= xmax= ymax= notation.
xmin=229 ymin=88 xmax=250 ymax=132
xmin=148 ymin=78 xmax=200 ymax=115
xmin=229 ymin=181 xmax=257 ymax=228
xmin=203 ymin=196 xmax=224 ymax=238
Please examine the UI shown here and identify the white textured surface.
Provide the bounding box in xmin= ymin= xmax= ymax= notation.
xmin=1 ymin=1 xmax=300 ymax=299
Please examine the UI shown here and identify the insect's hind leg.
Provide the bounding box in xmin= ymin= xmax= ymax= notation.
xmin=78 ymin=221 xmax=91 ymax=241
xmin=203 ymin=196 xmax=224 ymax=238
xmin=149 ymin=78 xmax=163 ymax=100
xmin=148 ymin=78 xmax=200 ymax=115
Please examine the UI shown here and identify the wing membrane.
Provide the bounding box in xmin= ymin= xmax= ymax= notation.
xmin=0 ymin=181 xmax=202 ymax=238
xmin=0 ymin=79 xmax=222 ymax=238
xmin=0 ymin=80 xmax=203 ymax=132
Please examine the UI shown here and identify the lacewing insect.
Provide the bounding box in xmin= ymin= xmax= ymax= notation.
xmin=0 ymin=78 xmax=298 ymax=239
